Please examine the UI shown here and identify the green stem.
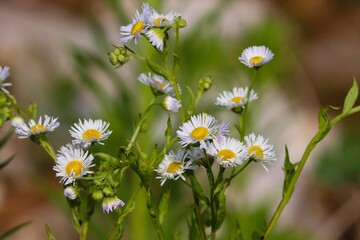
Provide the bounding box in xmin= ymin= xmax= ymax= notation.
xmin=39 ymin=137 xmax=57 ymax=162
xmin=79 ymin=221 xmax=88 ymax=240
xmin=225 ymin=159 xmax=252 ymax=188
xmin=146 ymin=188 xmax=165 ymax=240
xmin=125 ymin=97 xmax=156 ymax=155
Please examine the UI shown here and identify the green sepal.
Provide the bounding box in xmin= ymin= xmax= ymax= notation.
xmin=27 ymin=103 xmax=38 ymax=119
xmin=45 ymin=224 xmax=56 ymax=240
xmin=234 ymin=219 xmax=244 ymax=240
xmin=282 ymin=145 xmax=298 ymax=197
xmin=159 ymin=187 xmax=171 ymax=224
xmin=0 ymin=221 xmax=31 ymax=239
xmin=342 ymin=78 xmax=358 ymax=115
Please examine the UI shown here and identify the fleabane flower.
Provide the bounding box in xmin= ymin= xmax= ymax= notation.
xmin=69 ymin=119 xmax=112 ymax=149
xmin=216 ymin=121 xmax=231 ymax=142
xmin=145 ymin=28 xmax=167 ymax=51
xmin=162 ymin=96 xmax=181 ymax=112
xmin=215 ymin=87 xmax=258 ymax=112
xmin=53 ymin=144 xmax=95 ymax=186
xmin=0 ymin=66 xmax=12 ymax=94
xmin=14 ymin=115 xmax=60 ymax=139
xmin=244 ymin=133 xmax=276 ymax=171
xmin=11 ymin=116 xmax=24 ymax=128
xmin=138 ymin=72 xmax=175 ymax=96
xmin=148 ymin=10 xmax=180 ymax=28
xmin=239 ymin=46 xmax=274 ymax=68
xmin=102 ymin=196 xmax=125 ymax=213
xmin=64 ymin=186 xmax=78 ymax=200
xmin=155 ymin=149 xmax=197 ymax=186
xmin=120 ymin=3 xmax=153 ymax=45
xmin=177 ymin=113 xmax=219 ymax=148
xmin=207 ymin=138 xmax=248 ymax=168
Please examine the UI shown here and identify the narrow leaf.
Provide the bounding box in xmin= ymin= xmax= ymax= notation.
xmin=0 ymin=221 xmax=31 ymax=239
xmin=215 ymin=192 xmax=226 ymax=230
xmin=342 ymin=78 xmax=358 ymax=115
xmin=45 ymin=224 xmax=56 ymax=240
xmin=282 ymin=145 xmax=297 ymax=197
xmin=159 ymin=188 xmax=171 ymax=224
xmin=318 ymin=107 xmax=330 ymax=131
xmin=0 ymin=154 xmax=16 ymax=170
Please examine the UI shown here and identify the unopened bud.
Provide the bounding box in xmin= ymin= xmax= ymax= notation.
xmin=92 ymin=190 xmax=104 ymax=201
xmin=198 ymin=76 xmax=213 ymax=91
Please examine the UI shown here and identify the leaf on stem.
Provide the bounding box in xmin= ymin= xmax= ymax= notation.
xmin=0 ymin=154 xmax=16 ymax=170
xmin=342 ymin=78 xmax=358 ymax=115
xmin=282 ymin=145 xmax=298 ymax=197
xmin=185 ymin=85 xmax=195 ymax=116
xmin=159 ymin=188 xmax=171 ymax=224
xmin=45 ymin=224 xmax=56 ymax=240
xmin=316 ymin=107 xmax=332 ymax=142
xmin=0 ymin=221 xmax=31 ymax=239
xmin=215 ymin=191 xmax=226 ymax=230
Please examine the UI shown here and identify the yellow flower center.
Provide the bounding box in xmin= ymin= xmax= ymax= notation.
xmin=65 ymin=160 xmax=83 ymax=176
xmin=30 ymin=124 xmax=46 ymax=133
xmin=191 ymin=127 xmax=209 ymax=140
xmin=249 ymin=56 xmax=264 ymax=65
xmin=231 ymin=96 xmax=244 ymax=103
xmin=82 ymin=129 xmax=101 ymax=141
xmin=166 ymin=162 xmax=182 ymax=173
xmin=155 ymin=17 xmax=168 ymax=25
xmin=248 ymin=145 xmax=264 ymax=159
xmin=217 ymin=149 xmax=236 ymax=161
xmin=131 ymin=21 xmax=144 ymax=36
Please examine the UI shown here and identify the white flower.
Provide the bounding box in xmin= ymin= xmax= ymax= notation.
xmin=216 ymin=121 xmax=231 ymax=142
xmin=11 ymin=116 xmax=24 ymax=128
xmin=162 ymin=96 xmax=181 ymax=112
xmin=177 ymin=113 xmax=219 ymax=148
xmin=155 ymin=149 xmax=197 ymax=186
xmin=138 ymin=72 xmax=175 ymax=96
xmin=14 ymin=115 xmax=60 ymax=139
xmin=0 ymin=66 xmax=12 ymax=94
xmin=239 ymin=46 xmax=274 ymax=68
xmin=148 ymin=10 xmax=180 ymax=28
xmin=207 ymin=137 xmax=248 ymax=167
xmin=244 ymin=133 xmax=276 ymax=171
xmin=53 ymin=144 xmax=94 ymax=186
xmin=145 ymin=28 xmax=167 ymax=51
xmin=215 ymin=87 xmax=258 ymax=111
xmin=69 ymin=119 xmax=112 ymax=149
xmin=64 ymin=186 xmax=78 ymax=200
xmin=102 ymin=196 xmax=125 ymax=213
xmin=120 ymin=3 xmax=153 ymax=45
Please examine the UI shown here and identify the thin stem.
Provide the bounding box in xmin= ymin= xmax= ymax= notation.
xmin=125 ymin=97 xmax=156 ymax=154
xmin=225 ymin=159 xmax=252 ymax=188
xmin=79 ymin=221 xmax=88 ymax=240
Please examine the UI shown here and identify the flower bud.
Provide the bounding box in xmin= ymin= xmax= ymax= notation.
xmin=198 ymin=76 xmax=212 ymax=92
xmin=162 ymin=96 xmax=181 ymax=112
xmin=108 ymin=47 xmax=128 ymax=67
xmin=92 ymin=190 xmax=104 ymax=201
xmin=176 ymin=17 xmax=187 ymax=28
xmin=11 ymin=115 xmax=24 ymax=128
xmin=102 ymin=187 xmax=114 ymax=196
xmin=64 ymin=186 xmax=78 ymax=200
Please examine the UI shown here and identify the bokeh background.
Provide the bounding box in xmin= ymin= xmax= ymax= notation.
xmin=1 ymin=0 xmax=360 ymax=239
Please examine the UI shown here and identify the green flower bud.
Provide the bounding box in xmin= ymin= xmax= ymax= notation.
xmin=92 ymin=190 xmax=104 ymax=201
xmin=108 ymin=46 xmax=128 ymax=66
xmin=176 ymin=17 xmax=187 ymax=28
xmin=102 ymin=187 xmax=114 ymax=196
xmin=198 ymin=76 xmax=213 ymax=92
xmin=108 ymin=52 xmax=119 ymax=65
xmin=118 ymin=54 xmax=126 ymax=63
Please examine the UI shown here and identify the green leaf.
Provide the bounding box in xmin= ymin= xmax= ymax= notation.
xmin=159 ymin=188 xmax=171 ymax=224
xmin=282 ymin=145 xmax=297 ymax=197
xmin=165 ymin=116 xmax=172 ymax=145
xmin=215 ymin=191 xmax=226 ymax=230
xmin=0 ymin=154 xmax=16 ymax=170
xmin=0 ymin=221 xmax=31 ymax=239
xmin=45 ymin=224 xmax=56 ymax=240
xmin=27 ymin=103 xmax=38 ymax=119
xmin=316 ymin=107 xmax=332 ymax=143
xmin=234 ymin=219 xmax=244 ymax=240
xmin=189 ymin=209 xmax=201 ymax=240
xmin=251 ymin=216 xmax=267 ymax=240
xmin=342 ymin=78 xmax=358 ymax=115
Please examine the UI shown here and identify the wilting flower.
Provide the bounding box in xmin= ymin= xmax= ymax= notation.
xmin=207 ymin=137 xmax=248 ymax=167
xmin=53 ymin=144 xmax=94 ymax=185
xmin=215 ymin=87 xmax=258 ymax=112
xmin=239 ymin=46 xmax=274 ymax=68
xmin=244 ymin=133 xmax=276 ymax=171
xmin=155 ymin=149 xmax=197 ymax=186
xmin=69 ymin=119 xmax=112 ymax=149
xmin=14 ymin=115 xmax=60 ymax=139
xmin=120 ymin=3 xmax=153 ymax=45
xmin=162 ymin=96 xmax=181 ymax=112
xmin=138 ymin=72 xmax=175 ymax=96
xmin=102 ymin=196 xmax=125 ymax=213
xmin=0 ymin=66 xmax=11 ymax=94
xmin=177 ymin=113 xmax=219 ymax=147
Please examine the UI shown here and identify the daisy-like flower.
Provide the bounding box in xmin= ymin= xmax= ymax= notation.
xmin=162 ymin=96 xmax=181 ymax=112
xmin=145 ymin=28 xmax=167 ymax=51
xmin=148 ymin=10 xmax=180 ymax=28
xmin=177 ymin=113 xmax=219 ymax=148
xmin=11 ymin=116 xmax=24 ymax=128
xmin=244 ymin=133 xmax=276 ymax=171
xmin=216 ymin=121 xmax=231 ymax=142
xmin=207 ymin=137 xmax=248 ymax=168
xmin=64 ymin=186 xmax=78 ymax=200
xmin=215 ymin=87 xmax=258 ymax=112
xmin=155 ymin=149 xmax=197 ymax=186
xmin=238 ymin=46 xmax=274 ymax=68
xmin=0 ymin=66 xmax=12 ymax=94
xmin=14 ymin=115 xmax=60 ymax=139
xmin=69 ymin=119 xmax=112 ymax=149
xmin=102 ymin=196 xmax=125 ymax=213
xmin=53 ymin=144 xmax=95 ymax=186
xmin=120 ymin=3 xmax=153 ymax=45
xmin=138 ymin=72 xmax=175 ymax=96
